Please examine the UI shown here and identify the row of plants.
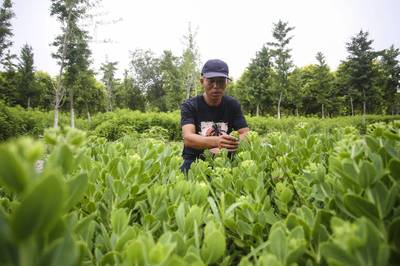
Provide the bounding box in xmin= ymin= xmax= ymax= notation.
xmin=1 ymin=102 xmax=400 ymax=141
xmin=0 ymin=121 xmax=399 ymax=265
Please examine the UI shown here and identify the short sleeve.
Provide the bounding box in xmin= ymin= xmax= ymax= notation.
xmin=180 ymin=100 xmax=195 ymax=126
xmin=231 ymin=100 xmax=248 ymax=130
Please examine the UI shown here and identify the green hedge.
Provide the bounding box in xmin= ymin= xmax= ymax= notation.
xmin=2 ymin=102 xmax=400 ymax=141
xmin=246 ymin=115 xmax=400 ymax=135
xmin=90 ymin=109 xmax=180 ymax=141
xmin=0 ymin=101 xmax=88 ymax=141
xmin=90 ymin=109 xmax=400 ymax=141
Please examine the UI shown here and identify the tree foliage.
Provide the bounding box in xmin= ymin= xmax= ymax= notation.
xmin=268 ymin=20 xmax=295 ymax=118
xmin=0 ymin=0 xmax=14 ymax=67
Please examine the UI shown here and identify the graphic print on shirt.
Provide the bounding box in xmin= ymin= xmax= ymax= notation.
xmin=200 ymin=121 xmax=228 ymax=136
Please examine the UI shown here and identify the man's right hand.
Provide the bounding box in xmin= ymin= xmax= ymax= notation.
xmin=216 ymin=134 xmax=239 ymax=151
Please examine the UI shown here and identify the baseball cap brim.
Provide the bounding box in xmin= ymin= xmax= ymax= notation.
xmin=202 ymin=72 xmax=231 ymax=80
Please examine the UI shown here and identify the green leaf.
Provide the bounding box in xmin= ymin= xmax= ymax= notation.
xmin=201 ymin=221 xmax=226 ymax=264
xmin=12 ymin=175 xmax=66 ymax=241
xmin=287 ymin=227 xmax=307 ymax=264
xmin=65 ymin=173 xmax=88 ymax=211
xmin=175 ymin=202 xmax=185 ymax=232
xmin=208 ymin=197 xmax=221 ymax=222
xmin=384 ymin=184 xmax=399 ymax=218
xmin=0 ymin=146 xmax=29 ymax=192
xmin=0 ymin=208 xmax=12 ymax=244
xmin=365 ymin=135 xmax=380 ymax=151
xmin=368 ymin=181 xmax=388 ymax=218
xmin=363 ymin=218 xmax=389 ymax=266
xmin=358 ymin=161 xmax=376 ymax=188
xmin=237 ymin=219 xmax=252 ymax=236
xmin=149 ymin=243 xmax=168 ymax=264
xmin=320 ymin=242 xmax=358 ymax=265
xmin=269 ymin=225 xmax=287 ymax=264
xmin=47 ymin=144 xmax=74 ymax=175
xmin=115 ymin=227 xmax=137 ymax=251
xmin=388 ymin=217 xmax=400 ymax=250
xmin=111 ymin=208 xmax=130 ymax=236
xmin=389 ymin=159 xmax=400 ymax=180
xmin=40 ymin=233 xmax=78 ymax=266
xmin=185 ymin=205 xmax=202 ymax=234
xmin=340 ymin=159 xmax=360 ymax=189
xmin=125 ymin=240 xmax=145 ymax=265
xmin=164 ymin=255 xmax=186 ymax=266
xmin=74 ymin=213 xmax=96 ymax=235
xmin=344 ymin=194 xmax=379 ymax=224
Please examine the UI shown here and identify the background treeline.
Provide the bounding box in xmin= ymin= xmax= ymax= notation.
xmin=0 ymin=0 xmax=399 ymax=128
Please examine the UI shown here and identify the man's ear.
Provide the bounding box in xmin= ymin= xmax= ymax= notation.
xmin=200 ymin=78 xmax=204 ymax=84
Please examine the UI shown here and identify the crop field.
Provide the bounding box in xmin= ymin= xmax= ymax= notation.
xmin=0 ymin=122 xmax=399 ymax=265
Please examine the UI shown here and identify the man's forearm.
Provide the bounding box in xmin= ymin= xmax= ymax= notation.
xmin=183 ymin=134 xmax=218 ymax=150
xmin=238 ymin=128 xmax=250 ymax=140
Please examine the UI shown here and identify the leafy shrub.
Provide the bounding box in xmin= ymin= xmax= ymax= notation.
xmin=0 ymin=102 xmax=88 ymax=141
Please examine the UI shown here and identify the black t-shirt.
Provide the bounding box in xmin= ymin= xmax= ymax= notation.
xmin=180 ymin=95 xmax=248 ymax=160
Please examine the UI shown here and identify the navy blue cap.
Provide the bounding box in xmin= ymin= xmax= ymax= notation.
xmin=201 ymin=59 xmax=230 ymax=79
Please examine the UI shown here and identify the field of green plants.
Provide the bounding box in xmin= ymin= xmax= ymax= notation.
xmin=0 ymin=121 xmax=400 ymax=265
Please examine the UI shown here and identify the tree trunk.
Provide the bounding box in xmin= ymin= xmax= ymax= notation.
xmin=53 ymin=3 xmax=73 ymax=128
xmin=54 ymin=108 xmax=59 ymax=128
xmin=350 ymin=96 xmax=354 ymax=116
xmin=87 ymin=110 xmax=91 ymax=125
xmin=321 ymin=104 xmax=325 ymax=119
xmin=186 ymin=73 xmax=192 ymax=99
xmin=70 ymin=88 xmax=75 ymax=128
xmin=27 ymin=97 xmax=31 ymax=109
xmin=295 ymin=107 xmax=299 ymax=116
xmin=277 ymin=91 xmax=283 ymax=119
xmin=256 ymin=103 xmax=260 ymax=116
xmin=363 ymin=89 xmax=366 ymax=115
xmin=107 ymin=78 xmax=113 ymax=112
xmin=363 ymin=101 xmax=366 ymax=116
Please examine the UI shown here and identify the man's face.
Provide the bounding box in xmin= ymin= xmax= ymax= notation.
xmin=201 ymin=77 xmax=228 ymax=101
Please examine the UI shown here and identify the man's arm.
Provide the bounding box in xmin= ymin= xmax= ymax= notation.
xmin=182 ymin=124 xmax=238 ymax=150
xmin=238 ymin=127 xmax=250 ymax=140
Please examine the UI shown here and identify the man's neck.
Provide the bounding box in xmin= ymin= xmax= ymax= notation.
xmin=203 ymin=93 xmax=222 ymax=106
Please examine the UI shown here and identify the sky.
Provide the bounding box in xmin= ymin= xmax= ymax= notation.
xmin=9 ymin=0 xmax=400 ymax=80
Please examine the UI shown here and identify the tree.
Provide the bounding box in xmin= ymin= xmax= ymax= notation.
xmin=0 ymin=68 xmax=17 ymax=104
xmin=34 ymin=71 xmax=54 ymax=110
xmin=100 ymin=59 xmax=118 ymax=111
xmin=232 ymin=70 xmax=254 ymax=114
xmin=0 ymin=0 xmax=17 ymax=104
xmin=246 ymin=45 xmax=273 ymax=116
xmin=50 ymin=0 xmax=93 ymax=128
xmin=268 ymin=20 xmax=295 ymax=119
xmin=74 ymin=71 xmax=106 ymax=123
xmin=17 ymin=44 xmax=37 ymax=108
xmin=334 ymin=62 xmax=358 ymax=115
xmin=344 ymin=30 xmax=378 ymax=115
xmin=287 ymin=67 xmax=304 ymax=116
xmin=379 ymin=45 xmax=400 ymax=114
xmin=121 ymin=70 xmax=145 ymax=111
xmin=312 ymin=52 xmax=333 ymax=118
xmin=130 ymin=49 xmax=164 ymax=111
xmin=64 ymin=23 xmax=92 ymax=128
xmin=180 ymin=23 xmax=201 ymax=99
xmin=160 ymin=50 xmax=183 ymax=111
xmin=0 ymin=0 xmax=14 ymax=68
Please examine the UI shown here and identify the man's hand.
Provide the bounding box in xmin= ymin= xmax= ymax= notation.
xmin=216 ymin=134 xmax=239 ymax=151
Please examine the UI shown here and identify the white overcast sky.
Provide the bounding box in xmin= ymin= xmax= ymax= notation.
xmin=9 ymin=0 xmax=400 ymax=80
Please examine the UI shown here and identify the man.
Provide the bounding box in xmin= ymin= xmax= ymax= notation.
xmin=180 ymin=59 xmax=250 ymax=173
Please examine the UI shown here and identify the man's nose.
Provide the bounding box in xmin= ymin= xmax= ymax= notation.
xmin=213 ymin=81 xmax=223 ymax=89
